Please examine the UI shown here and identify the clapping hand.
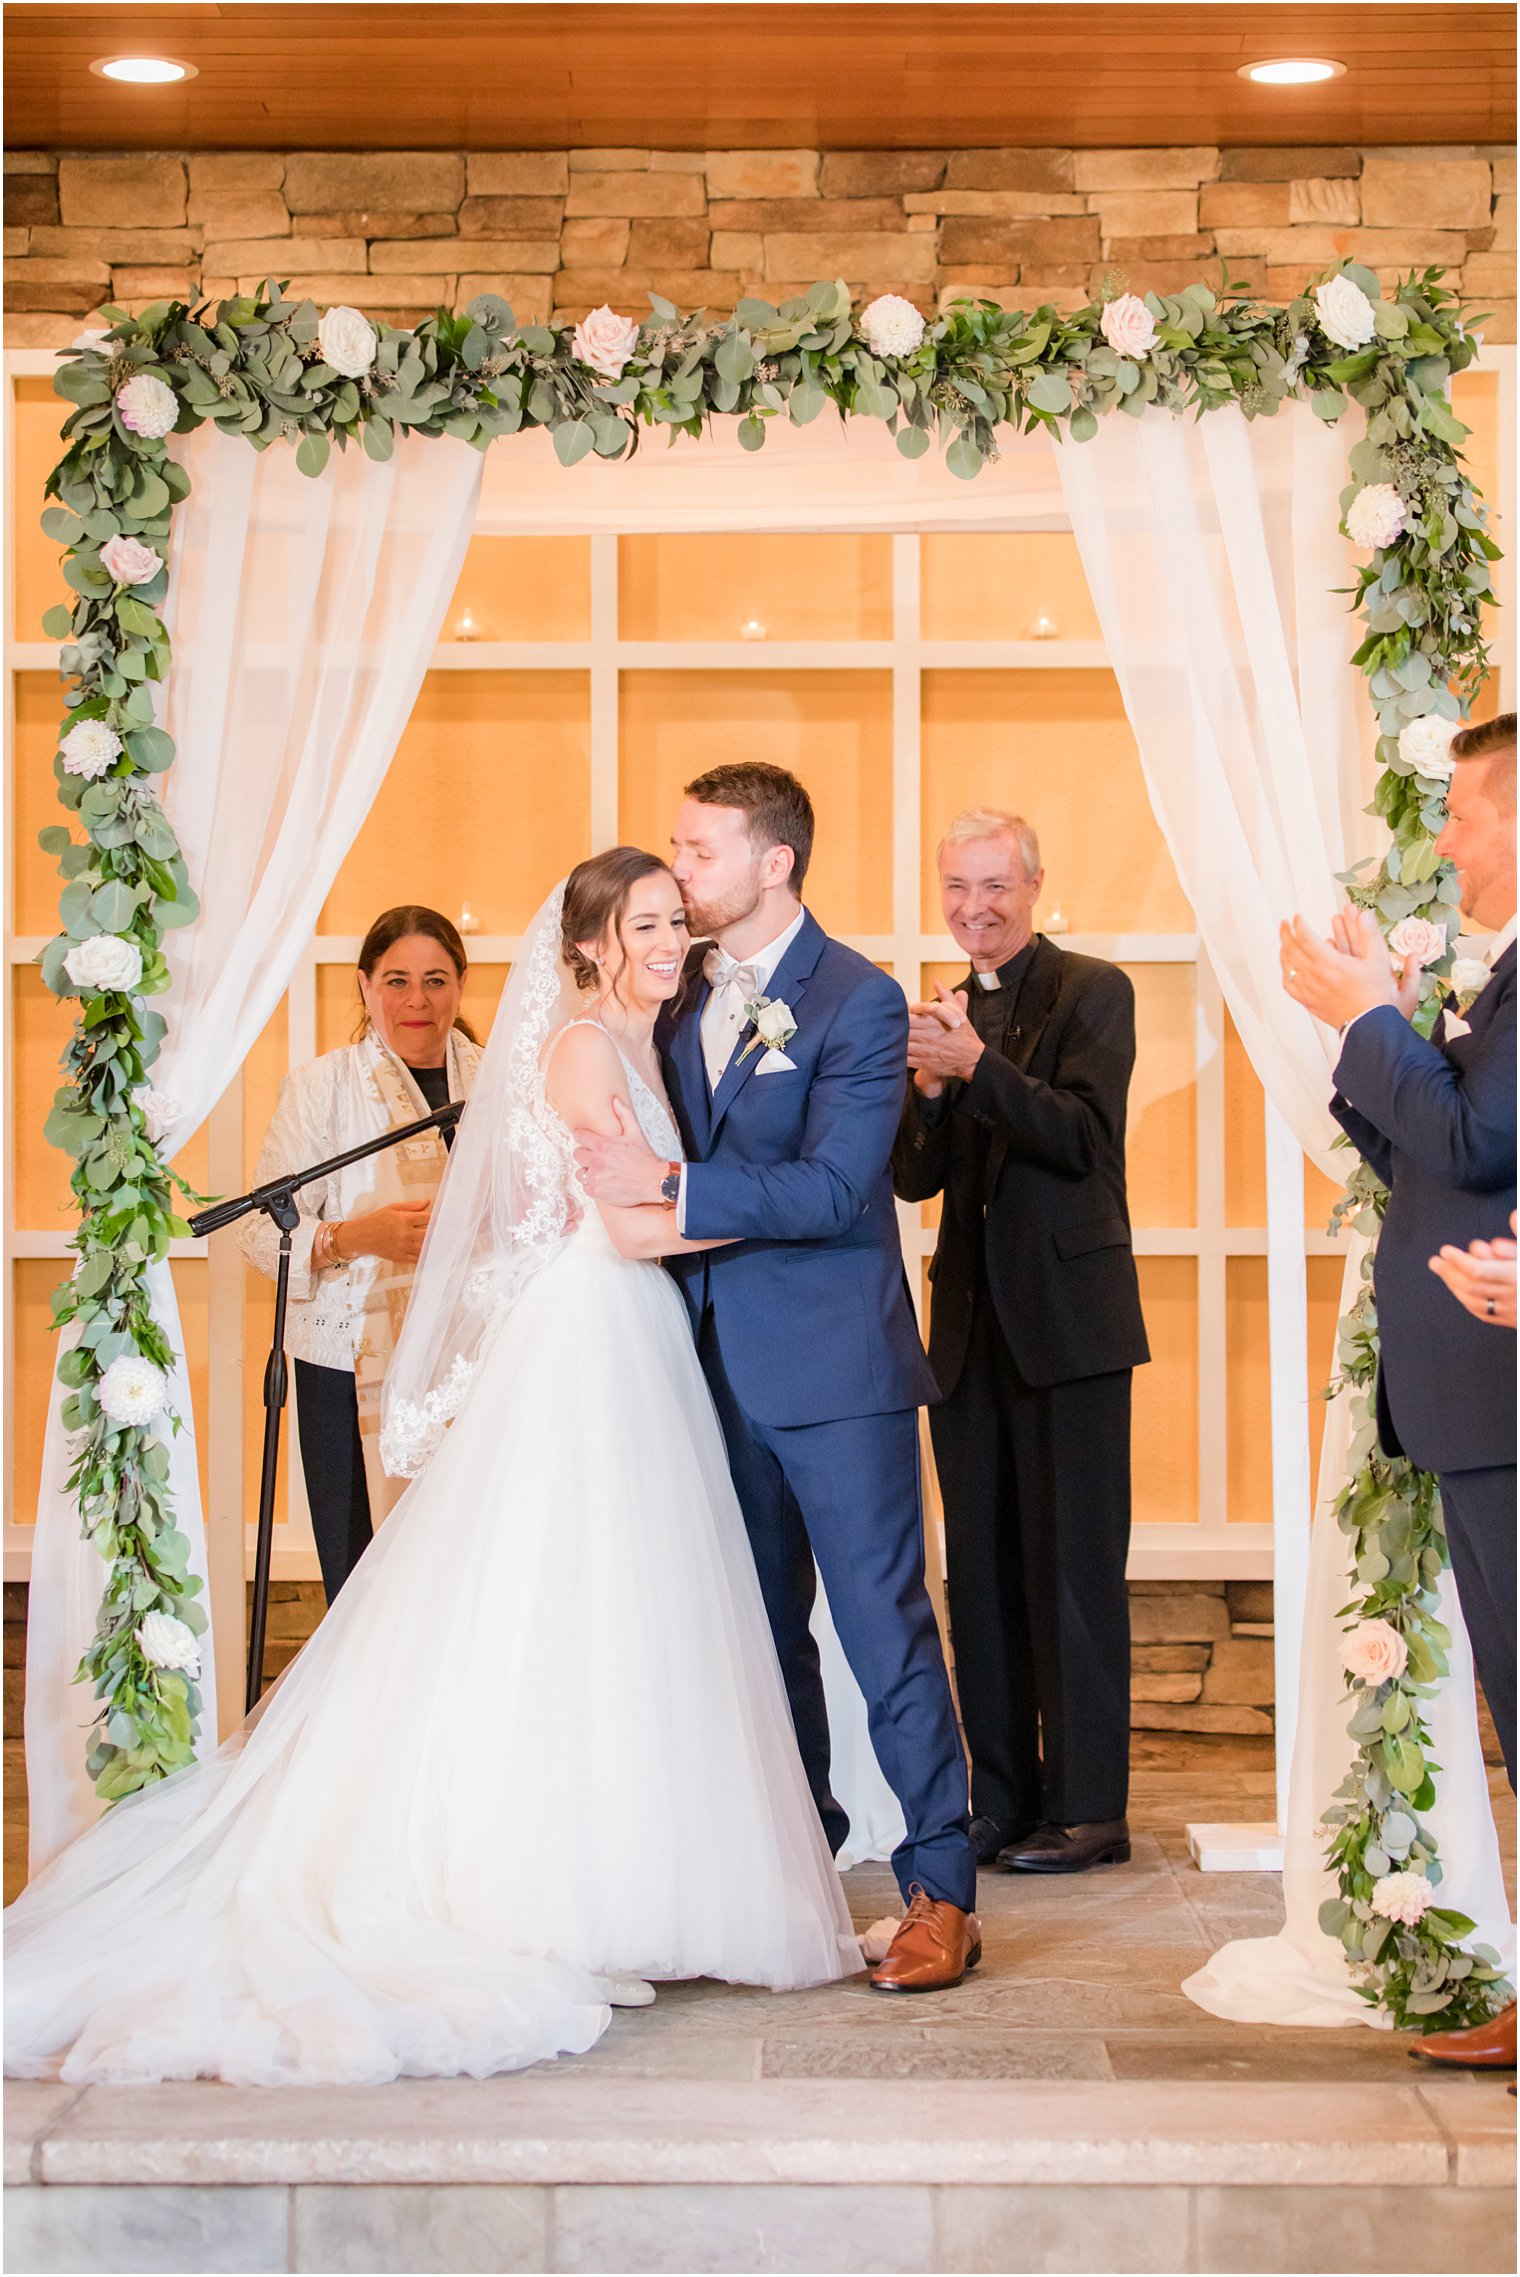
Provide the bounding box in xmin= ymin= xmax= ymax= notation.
xmin=1280 ymin=906 xmax=1420 ymax=1029
xmin=1429 ymin=1211 xmax=1518 ymax=1329
xmin=906 ymin=983 xmax=984 ymax=1095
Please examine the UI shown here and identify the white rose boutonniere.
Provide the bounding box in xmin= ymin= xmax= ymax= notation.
xmin=739 ymin=994 xmax=798 ymax=1063
xmin=1449 ymin=956 xmax=1492 ymax=1016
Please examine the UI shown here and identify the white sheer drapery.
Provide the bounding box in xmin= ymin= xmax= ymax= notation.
xmin=26 ymin=427 xmax=483 ymax=1871
xmin=1055 ymin=403 xmax=1510 ymax=2018
xmin=1055 ymin=404 xmax=1371 ymax=1173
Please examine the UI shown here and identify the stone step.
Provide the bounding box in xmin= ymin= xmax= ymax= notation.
xmin=4 ymin=2076 xmax=1510 ymax=2274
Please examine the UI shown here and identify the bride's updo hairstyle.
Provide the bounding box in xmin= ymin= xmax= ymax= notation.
xmin=562 ymin=847 xmax=679 ymax=999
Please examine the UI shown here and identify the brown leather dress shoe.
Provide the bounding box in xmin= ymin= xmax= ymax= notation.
xmin=868 ymin=1887 xmax=982 ymax=1994
xmin=1410 ymin=1999 xmax=1516 ymax=2070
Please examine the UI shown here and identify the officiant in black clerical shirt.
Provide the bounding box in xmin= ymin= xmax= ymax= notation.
xmin=893 ymin=809 xmax=1149 ymax=1875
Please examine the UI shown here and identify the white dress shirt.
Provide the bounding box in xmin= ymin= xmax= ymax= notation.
xmin=677 ymin=905 xmax=807 ymax=1230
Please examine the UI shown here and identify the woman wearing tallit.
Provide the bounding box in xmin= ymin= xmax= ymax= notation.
xmin=240 ymin=905 xmax=482 ymax=1601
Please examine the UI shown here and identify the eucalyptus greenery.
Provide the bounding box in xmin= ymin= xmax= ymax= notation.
xmin=36 ymin=263 xmax=1503 ymax=2021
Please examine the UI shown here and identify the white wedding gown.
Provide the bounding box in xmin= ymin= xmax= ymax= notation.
xmin=5 ymin=1034 xmax=860 ymax=2087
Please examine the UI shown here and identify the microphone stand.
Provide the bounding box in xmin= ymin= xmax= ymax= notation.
xmin=189 ymin=1100 xmax=462 ymax=1710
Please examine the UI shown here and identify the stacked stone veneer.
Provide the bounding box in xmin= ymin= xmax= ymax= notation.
xmin=0 ymin=1580 xmax=1275 ymax=1740
xmin=3 ymin=143 xmax=1514 ymax=346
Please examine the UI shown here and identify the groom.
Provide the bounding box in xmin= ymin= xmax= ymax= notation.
xmin=576 ymin=763 xmax=979 ymax=1991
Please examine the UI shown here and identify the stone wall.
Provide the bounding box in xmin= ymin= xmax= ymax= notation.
xmin=4 ymin=142 xmax=1514 ymax=347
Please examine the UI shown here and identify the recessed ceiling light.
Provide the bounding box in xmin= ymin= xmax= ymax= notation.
xmin=1240 ymin=58 xmax=1346 ymax=85
xmin=90 ymin=56 xmax=198 ymax=85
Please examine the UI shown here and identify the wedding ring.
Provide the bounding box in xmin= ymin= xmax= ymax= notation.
xmin=1288 ymin=966 xmax=1298 ymax=979
xmin=1486 ymin=1299 xmax=1497 ymax=1316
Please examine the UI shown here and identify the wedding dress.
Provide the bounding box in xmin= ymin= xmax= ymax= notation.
xmin=5 ymin=888 xmax=860 ymax=2087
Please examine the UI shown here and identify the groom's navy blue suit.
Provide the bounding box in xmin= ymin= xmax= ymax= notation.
xmin=1331 ymin=940 xmax=1516 ymax=1784
xmin=658 ymin=909 xmax=976 ymax=1911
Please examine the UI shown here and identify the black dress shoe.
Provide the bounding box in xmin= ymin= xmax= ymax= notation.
xmin=969 ymin=1814 xmax=1039 ymax=1867
xmin=998 ymin=1819 xmax=1131 ymax=1873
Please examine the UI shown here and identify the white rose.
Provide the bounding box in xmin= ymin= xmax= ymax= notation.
xmin=1386 ymin=916 xmax=1448 ymax=971
xmin=755 ymin=998 xmax=796 ymax=1047
xmin=98 ymin=534 xmax=163 ymax=587
xmin=114 ymin=372 xmax=179 ymax=440
xmin=59 ymin=720 xmax=122 ymax=780
xmin=859 ymin=294 xmax=927 ymax=358
xmin=136 ymin=1609 xmax=200 ymax=1675
xmin=63 ymin=934 xmax=143 ymax=993
xmin=571 ymin=304 xmax=642 ymax=380
xmin=1450 ymin=956 xmax=1490 ymax=1000
xmin=1370 ymin=1870 xmax=1435 ymax=1927
xmin=317 ymin=305 xmax=378 ymax=379
xmin=1398 ymin=713 xmax=1459 ymax=782
xmin=72 ymin=328 xmax=110 ymax=353
xmin=1339 ymin=1618 xmax=1410 ymax=1686
xmin=97 ymin=1353 xmax=168 ymax=1427
xmin=1314 ymin=274 xmax=1378 ymax=353
xmin=1100 ymin=293 xmax=1160 ymax=361
xmin=137 ymin=1089 xmax=181 ymax=1145
xmin=1346 ymin=484 xmax=1406 ymax=550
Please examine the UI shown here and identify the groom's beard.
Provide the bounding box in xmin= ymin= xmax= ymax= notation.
xmin=679 ymin=877 xmax=764 ymax=941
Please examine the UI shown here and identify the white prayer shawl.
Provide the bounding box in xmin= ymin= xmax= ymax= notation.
xmin=239 ymin=1028 xmax=482 ymax=1515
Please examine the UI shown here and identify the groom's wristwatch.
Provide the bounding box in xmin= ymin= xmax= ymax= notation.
xmin=659 ymin=1161 xmax=682 ymax=1206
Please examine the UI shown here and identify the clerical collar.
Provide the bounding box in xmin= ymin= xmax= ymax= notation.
xmin=970 ymin=938 xmax=1038 ymax=992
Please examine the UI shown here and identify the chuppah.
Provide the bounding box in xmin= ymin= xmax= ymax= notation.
xmin=12 ymin=262 xmax=1513 ymax=2075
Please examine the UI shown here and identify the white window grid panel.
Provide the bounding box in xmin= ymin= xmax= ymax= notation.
xmin=6 ymin=347 xmax=1515 ymax=1587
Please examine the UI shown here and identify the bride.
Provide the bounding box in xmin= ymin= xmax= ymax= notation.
xmin=5 ymin=850 xmax=862 ymax=2087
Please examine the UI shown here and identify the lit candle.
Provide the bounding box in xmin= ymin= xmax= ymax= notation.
xmin=740 ymin=617 xmax=768 ymax=641
xmin=457 ymin=903 xmax=480 ymax=936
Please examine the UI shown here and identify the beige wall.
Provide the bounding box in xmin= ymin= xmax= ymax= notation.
xmin=3 ymin=142 xmax=1514 ymax=347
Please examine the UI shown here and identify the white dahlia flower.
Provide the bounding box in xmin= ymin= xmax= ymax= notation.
xmin=114 ymin=373 xmax=179 ymax=440
xmin=1346 ymin=484 xmax=1406 ymax=550
xmin=859 ymin=294 xmax=928 ymax=358
xmin=97 ymin=1353 xmax=168 ymax=1427
xmin=1370 ymin=1870 xmax=1435 ymax=1927
xmin=59 ymin=720 xmax=122 ymax=780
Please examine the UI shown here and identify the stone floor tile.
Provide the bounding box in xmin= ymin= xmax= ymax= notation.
xmin=1192 ymin=2182 xmax=1517 ymax=2274
xmin=759 ymin=2032 xmax=1113 ymax=2081
xmin=552 ymin=2182 xmax=935 ymax=2273
xmin=2 ymin=2085 xmax=86 ymax=2185
xmin=2 ymin=2182 xmax=289 ymax=2273
xmin=932 ymin=2181 xmax=1191 ymax=2273
xmin=1103 ymin=2028 xmax=1437 ymax=2084
xmin=545 ymin=2032 xmax=762 ymax=2081
xmin=291 ymin=2183 xmax=549 ymax=2273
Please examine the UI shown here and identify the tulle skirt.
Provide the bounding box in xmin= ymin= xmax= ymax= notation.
xmin=5 ymin=1231 xmax=860 ymax=2086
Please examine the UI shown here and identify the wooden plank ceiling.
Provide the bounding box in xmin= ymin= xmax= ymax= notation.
xmin=4 ymin=2 xmax=1514 ymax=152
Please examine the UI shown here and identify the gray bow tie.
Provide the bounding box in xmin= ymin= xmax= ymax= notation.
xmin=703 ymin=949 xmax=761 ymax=999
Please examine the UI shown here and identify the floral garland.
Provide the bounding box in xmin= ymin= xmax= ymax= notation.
xmin=35 ymin=263 xmax=1504 ymax=2022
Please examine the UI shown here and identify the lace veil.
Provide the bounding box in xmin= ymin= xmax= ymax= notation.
xmin=380 ymin=881 xmax=580 ymax=1476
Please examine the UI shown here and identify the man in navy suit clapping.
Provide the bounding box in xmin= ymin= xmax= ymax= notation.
xmin=1282 ymin=710 xmax=1516 ymax=2074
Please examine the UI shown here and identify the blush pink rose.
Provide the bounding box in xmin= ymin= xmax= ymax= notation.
xmin=1386 ymin=916 xmax=1447 ymax=970
xmin=98 ymin=535 xmax=163 ymax=587
xmin=1099 ymin=294 xmax=1159 ymax=361
xmin=571 ymin=305 xmax=642 ymax=380
xmin=1340 ymin=1618 xmax=1409 ymax=1686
